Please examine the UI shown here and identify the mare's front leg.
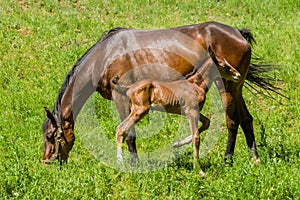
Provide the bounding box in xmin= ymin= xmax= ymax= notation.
xmin=113 ymin=91 xmax=138 ymax=165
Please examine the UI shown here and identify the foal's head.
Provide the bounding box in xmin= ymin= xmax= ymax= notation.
xmin=42 ymin=107 xmax=74 ymax=165
xmin=208 ymin=46 xmax=241 ymax=82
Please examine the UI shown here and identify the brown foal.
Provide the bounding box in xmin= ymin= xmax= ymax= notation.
xmin=111 ymin=47 xmax=241 ymax=177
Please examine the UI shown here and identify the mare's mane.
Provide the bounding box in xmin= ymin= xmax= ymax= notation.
xmin=51 ymin=27 xmax=128 ymax=117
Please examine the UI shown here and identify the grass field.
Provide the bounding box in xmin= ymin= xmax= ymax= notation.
xmin=0 ymin=0 xmax=299 ymax=199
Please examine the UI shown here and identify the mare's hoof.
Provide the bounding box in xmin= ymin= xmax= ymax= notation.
xmin=222 ymin=157 xmax=233 ymax=167
xmin=130 ymin=154 xmax=139 ymax=167
xmin=251 ymin=157 xmax=261 ymax=166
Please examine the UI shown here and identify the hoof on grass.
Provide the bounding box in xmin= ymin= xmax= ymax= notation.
xmin=200 ymin=170 xmax=206 ymax=179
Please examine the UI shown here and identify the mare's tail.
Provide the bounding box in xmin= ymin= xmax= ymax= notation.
xmin=110 ymin=76 xmax=131 ymax=94
xmin=239 ymin=29 xmax=287 ymax=98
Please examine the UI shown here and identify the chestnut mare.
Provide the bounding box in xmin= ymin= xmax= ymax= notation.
xmin=110 ymin=46 xmax=242 ymax=177
xmin=42 ymin=21 xmax=276 ymax=166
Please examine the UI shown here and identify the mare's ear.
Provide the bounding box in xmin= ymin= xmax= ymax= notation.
xmin=44 ymin=107 xmax=58 ymax=128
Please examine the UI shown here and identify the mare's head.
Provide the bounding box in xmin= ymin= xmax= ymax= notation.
xmin=208 ymin=46 xmax=241 ymax=82
xmin=42 ymin=107 xmax=74 ymax=165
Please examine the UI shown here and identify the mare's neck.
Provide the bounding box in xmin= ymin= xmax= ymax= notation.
xmin=55 ymin=68 xmax=97 ymax=128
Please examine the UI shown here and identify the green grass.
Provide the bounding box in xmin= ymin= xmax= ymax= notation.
xmin=0 ymin=0 xmax=299 ymax=199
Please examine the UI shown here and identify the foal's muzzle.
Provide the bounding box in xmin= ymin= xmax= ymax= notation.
xmin=233 ymin=74 xmax=242 ymax=81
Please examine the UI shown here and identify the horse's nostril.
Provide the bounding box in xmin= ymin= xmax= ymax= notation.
xmin=234 ymin=73 xmax=241 ymax=79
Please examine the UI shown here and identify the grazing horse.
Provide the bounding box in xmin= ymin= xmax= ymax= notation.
xmin=42 ymin=21 xmax=277 ymax=166
xmin=110 ymin=46 xmax=242 ymax=176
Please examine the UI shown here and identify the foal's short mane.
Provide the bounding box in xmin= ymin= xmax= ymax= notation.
xmin=184 ymin=60 xmax=204 ymax=80
xmin=52 ymin=27 xmax=129 ymax=117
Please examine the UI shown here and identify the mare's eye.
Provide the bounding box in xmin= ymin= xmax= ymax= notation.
xmin=46 ymin=132 xmax=53 ymax=140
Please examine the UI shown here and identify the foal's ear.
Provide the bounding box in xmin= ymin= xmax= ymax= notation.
xmin=44 ymin=107 xmax=57 ymax=128
xmin=208 ymin=45 xmax=214 ymax=58
xmin=208 ymin=45 xmax=225 ymax=67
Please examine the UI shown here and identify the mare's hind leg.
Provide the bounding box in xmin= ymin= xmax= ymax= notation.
xmin=214 ymin=78 xmax=240 ymax=165
xmin=173 ymin=114 xmax=210 ymax=148
xmin=113 ymin=91 xmax=138 ymax=165
xmin=216 ymin=77 xmax=260 ymax=165
xmin=239 ymin=97 xmax=260 ymax=164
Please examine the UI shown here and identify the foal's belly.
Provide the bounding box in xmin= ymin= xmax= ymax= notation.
xmin=150 ymin=103 xmax=184 ymax=115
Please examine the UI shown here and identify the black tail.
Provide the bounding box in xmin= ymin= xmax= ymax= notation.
xmin=239 ymin=29 xmax=288 ymax=99
xmin=246 ymin=63 xmax=286 ymax=98
xmin=110 ymin=76 xmax=130 ymax=94
xmin=239 ymin=28 xmax=256 ymax=46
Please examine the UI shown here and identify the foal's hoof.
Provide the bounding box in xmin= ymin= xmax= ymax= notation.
xmin=173 ymin=142 xmax=180 ymax=148
xmin=117 ymin=155 xmax=123 ymax=165
xmin=200 ymin=170 xmax=206 ymax=179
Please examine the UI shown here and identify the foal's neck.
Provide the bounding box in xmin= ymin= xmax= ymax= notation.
xmin=187 ymin=61 xmax=216 ymax=92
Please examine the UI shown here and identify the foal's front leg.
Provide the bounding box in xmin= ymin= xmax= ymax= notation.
xmin=113 ymin=91 xmax=138 ymax=165
xmin=116 ymin=104 xmax=150 ymax=164
xmin=116 ymin=116 xmax=135 ymax=163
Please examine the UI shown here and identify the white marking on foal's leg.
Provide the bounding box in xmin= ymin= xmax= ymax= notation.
xmin=117 ymin=145 xmax=123 ymax=163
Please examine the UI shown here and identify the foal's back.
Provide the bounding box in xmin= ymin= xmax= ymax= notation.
xmin=126 ymin=78 xmax=202 ymax=115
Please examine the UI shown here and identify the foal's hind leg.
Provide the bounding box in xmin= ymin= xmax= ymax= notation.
xmin=239 ymin=97 xmax=260 ymax=164
xmin=113 ymin=91 xmax=138 ymax=165
xmin=187 ymin=110 xmax=205 ymax=178
xmin=173 ymin=114 xmax=210 ymax=148
xmin=198 ymin=114 xmax=210 ymax=135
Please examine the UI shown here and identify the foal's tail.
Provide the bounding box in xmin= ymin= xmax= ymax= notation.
xmin=110 ymin=76 xmax=131 ymax=94
xmin=239 ymin=29 xmax=287 ymax=99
